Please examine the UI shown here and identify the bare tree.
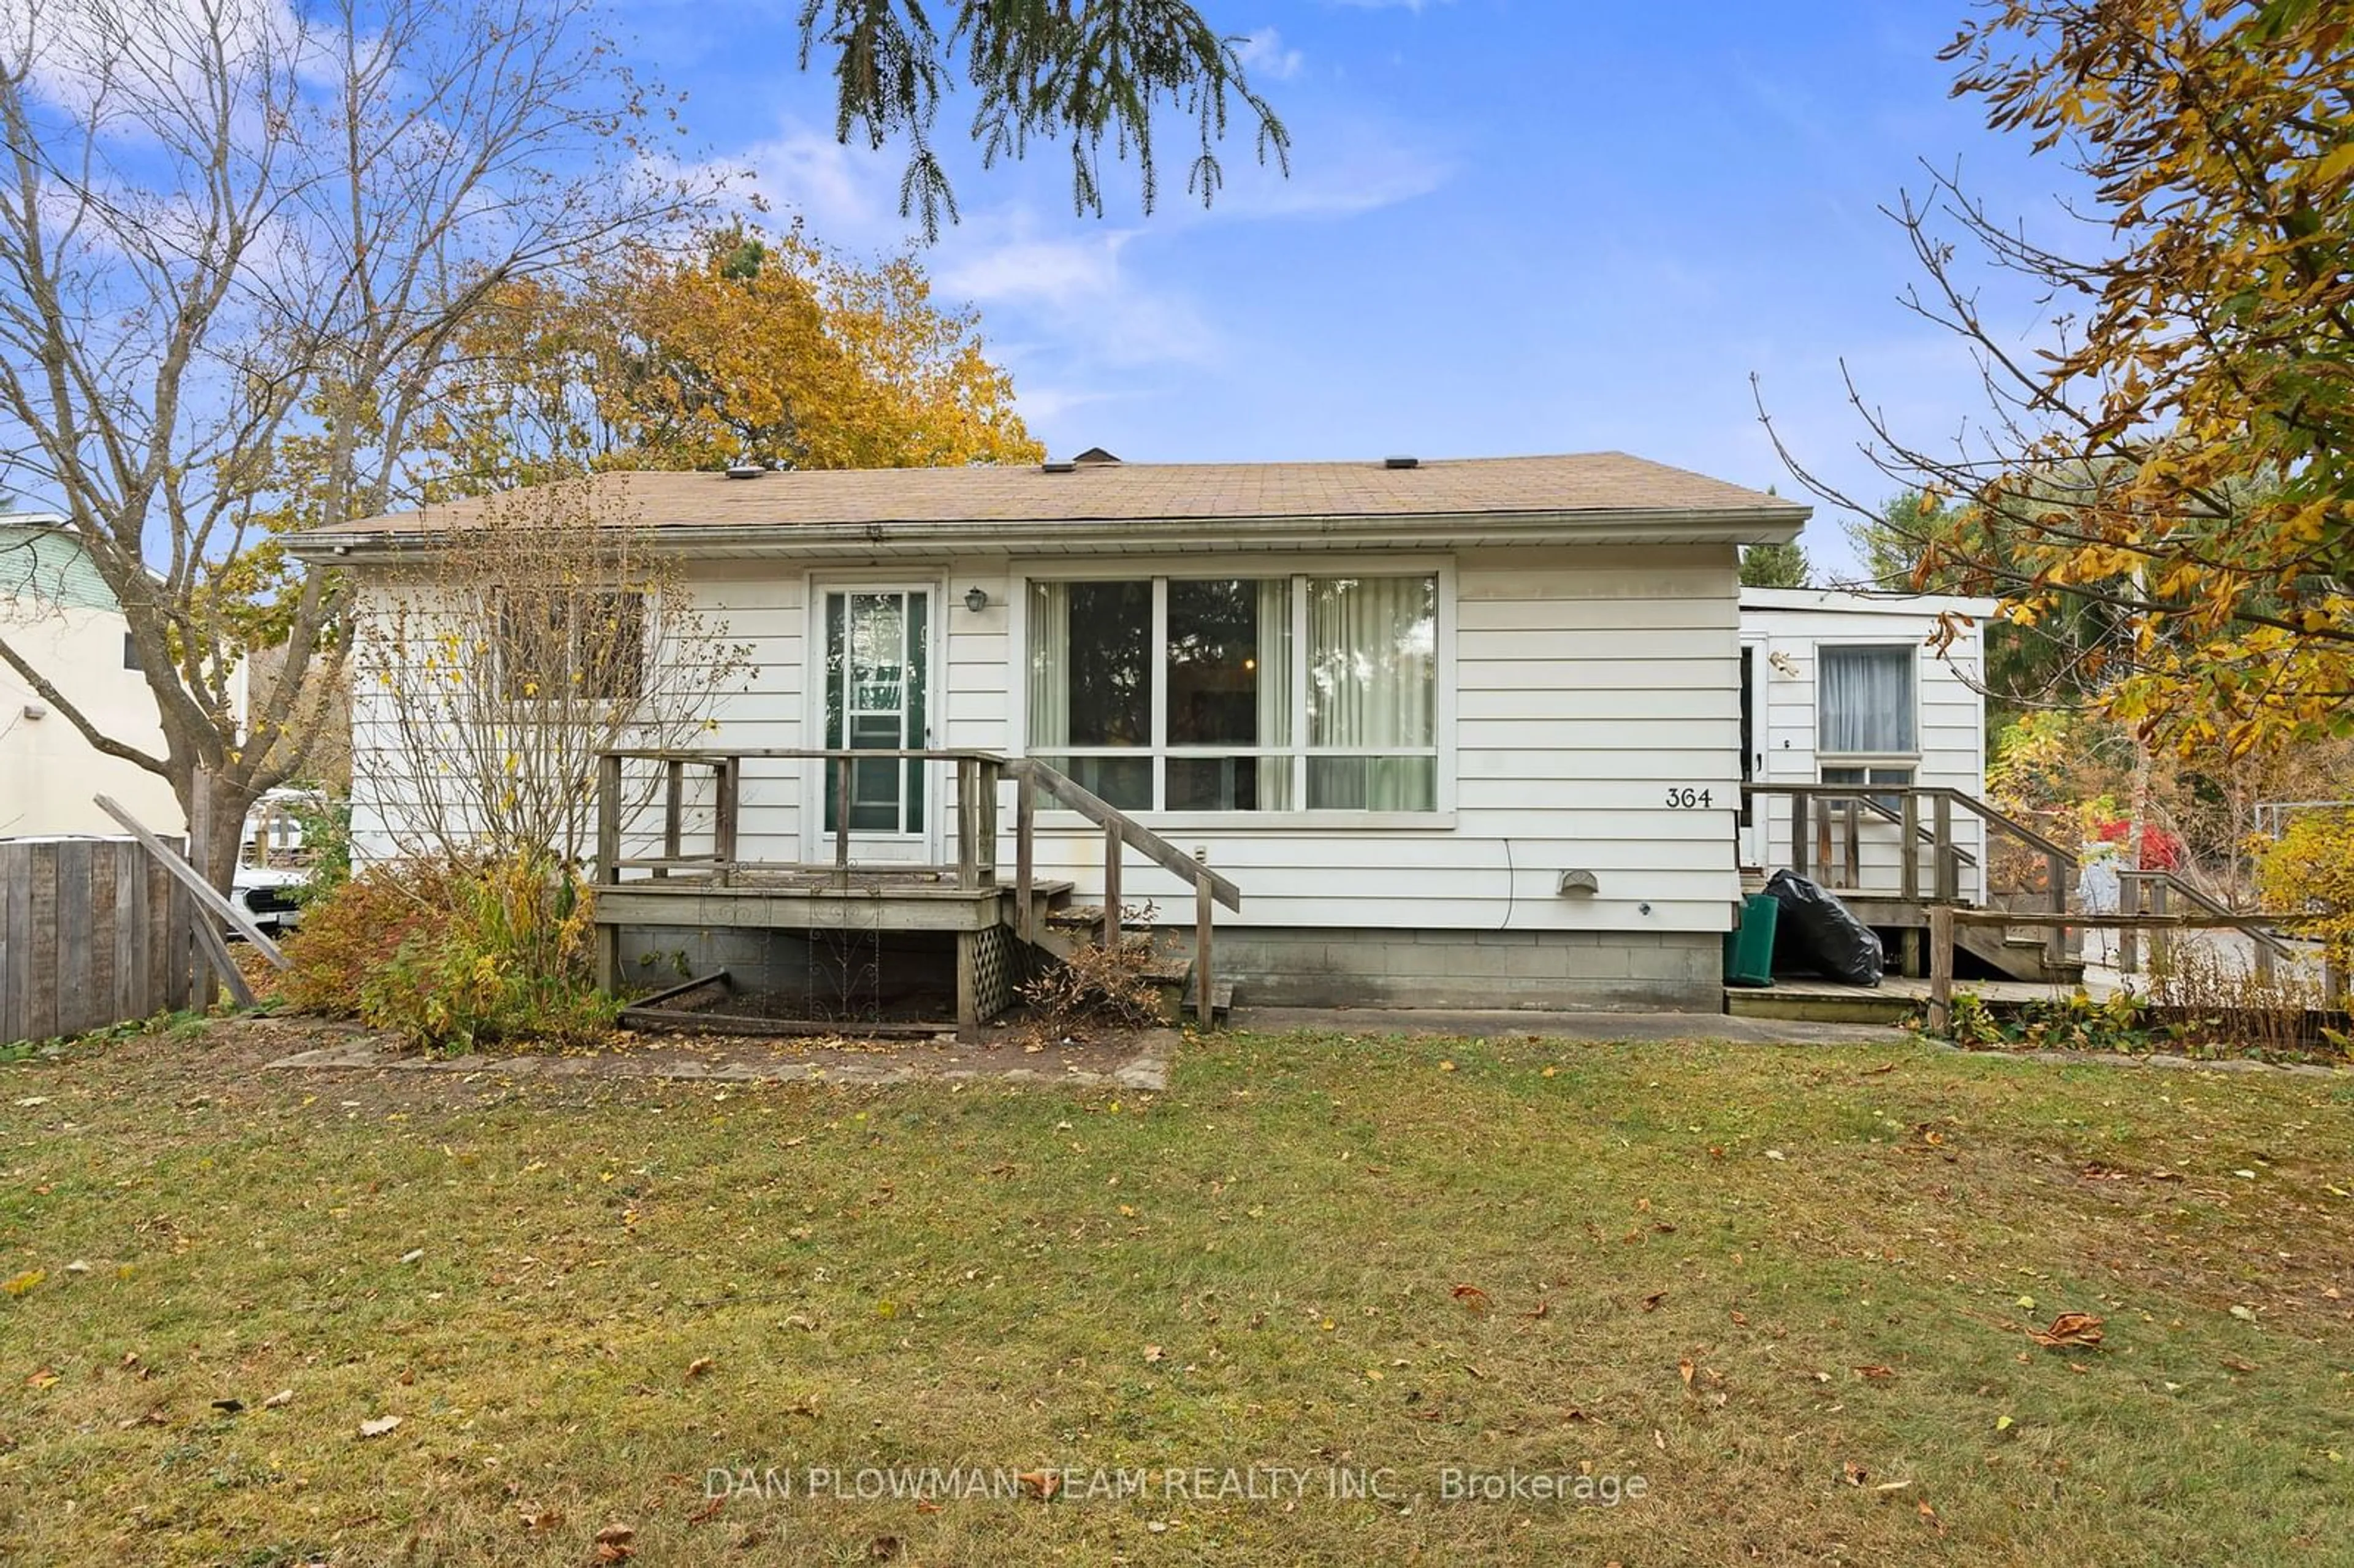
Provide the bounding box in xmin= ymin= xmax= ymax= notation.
xmin=0 ymin=0 xmax=714 ymax=886
xmin=348 ymin=478 xmax=753 ymax=867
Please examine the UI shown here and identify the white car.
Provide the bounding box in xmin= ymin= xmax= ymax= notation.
xmin=230 ymin=788 xmax=325 ymax=936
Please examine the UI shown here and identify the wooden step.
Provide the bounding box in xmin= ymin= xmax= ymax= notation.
xmin=1044 ymin=904 xmax=1155 ymax=932
xmin=1724 ymin=986 xmax=1915 ymax=1026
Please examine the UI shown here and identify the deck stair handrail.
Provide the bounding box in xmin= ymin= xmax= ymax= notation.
xmin=1003 ymin=759 xmax=1243 ymax=983
xmin=2116 ymin=867 xmax=2293 ymax=981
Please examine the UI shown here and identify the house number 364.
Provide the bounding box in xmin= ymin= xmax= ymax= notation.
xmin=1664 ymin=787 xmax=1714 ymax=809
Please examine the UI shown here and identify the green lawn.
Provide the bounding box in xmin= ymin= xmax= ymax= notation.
xmin=2 ymin=1022 xmax=2350 ymax=1566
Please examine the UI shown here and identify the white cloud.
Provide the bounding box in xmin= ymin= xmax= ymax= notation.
xmin=1207 ymin=114 xmax=1450 ymax=219
xmin=714 ymin=121 xmax=907 ymax=248
xmin=1236 ymin=27 xmax=1304 ymax=82
xmin=935 ymin=219 xmax=1223 ymax=370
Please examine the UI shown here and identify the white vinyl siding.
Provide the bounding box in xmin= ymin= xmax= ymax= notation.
xmin=352 ymin=544 xmax=1752 ymax=937
xmin=1740 ymin=594 xmax=1989 ymax=900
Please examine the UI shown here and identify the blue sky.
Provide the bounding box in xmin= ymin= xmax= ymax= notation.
xmin=631 ymin=1 xmax=2070 ymax=576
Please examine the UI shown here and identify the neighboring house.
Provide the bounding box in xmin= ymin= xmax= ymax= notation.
xmin=0 ymin=516 xmax=189 ymax=837
xmin=303 ymin=452 xmax=1808 ymax=1012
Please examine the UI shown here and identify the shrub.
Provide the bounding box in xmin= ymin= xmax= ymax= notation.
xmin=280 ymin=859 xmax=462 ymax=1018
xmin=283 ymin=850 xmax=614 ymax=1053
xmin=2257 ymin=808 xmax=2354 ymax=973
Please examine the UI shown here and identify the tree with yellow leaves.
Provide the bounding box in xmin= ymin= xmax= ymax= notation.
xmin=424 ymin=227 xmax=1043 ymax=491
xmin=1769 ymin=0 xmax=2354 ymax=755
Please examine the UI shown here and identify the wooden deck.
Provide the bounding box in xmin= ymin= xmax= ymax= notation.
xmin=595 ymin=870 xmax=1075 ymax=934
xmin=588 ymin=748 xmax=1242 ymax=1038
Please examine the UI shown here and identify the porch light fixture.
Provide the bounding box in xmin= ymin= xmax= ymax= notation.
xmin=964 ymin=587 xmax=989 ymax=613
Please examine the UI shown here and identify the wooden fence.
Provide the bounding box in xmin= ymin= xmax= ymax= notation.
xmin=0 ymin=835 xmax=193 ymax=1045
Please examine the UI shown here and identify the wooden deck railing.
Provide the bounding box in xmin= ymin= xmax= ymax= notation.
xmin=593 ymin=747 xmax=1005 ymax=890
xmin=2116 ymin=867 xmax=2293 ymax=982
xmin=1743 ymin=783 xmax=2076 ymax=968
xmin=1745 ymin=783 xmax=2312 ymax=984
xmin=1925 ymin=905 xmax=2342 ymax=1033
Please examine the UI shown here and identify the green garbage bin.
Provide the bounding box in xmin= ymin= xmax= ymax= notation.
xmin=1723 ymin=892 xmax=1778 ymax=988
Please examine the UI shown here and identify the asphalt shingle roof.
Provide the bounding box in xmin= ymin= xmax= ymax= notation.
xmin=317 ymin=452 xmax=1800 ymax=536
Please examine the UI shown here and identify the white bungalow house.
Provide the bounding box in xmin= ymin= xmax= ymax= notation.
xmin=305 ymin=452 xmax=1815 ymax=1014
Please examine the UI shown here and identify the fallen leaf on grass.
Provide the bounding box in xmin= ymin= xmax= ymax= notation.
xmin=1729 ymin=1311 xmax=1750 ymax=1327
xmin=1919 ymin=1500 xmax=1945 ymax=1534
xmin=2228 ymin=1304 xmax=2258 ymax=1323
xmin=1143 ymin=1345 xmax=1165 ymax=1363
xmin=25 ymin=1368 xmax=58 ymax=1390
xmin=1641 ymin=1291 xmax=1667 ymax=1312
xmin=592 ymin=1523 xmax=636 ymax=1562
xmin=1451 ymin=1284 xmax=1491 ymax=1312
xmin=685 ymin=1494 xmax=724 ymax=1525
xmin=517 ymin=1506 xmax=562 ymax=1531
xmin=2025 ymin=1312 xmax=2105 ymax=1349
xmin=357 ymin=1415 xmax=402 ymax=1438
xmin=1853 ymin=1365 xmax=1896 ymax=1382
xmin=263 ymin=1390 xmax=293 ymax=1409
xmin=1842 ymin=1461 xmax=1867 ymax=1486
xmin=1522 ymin=1300 xmax=1550 ymax=1320
xmin=685 ymin=1357 xmax=715 ymax=1380
xmin=399 ymin=1249 xmax=424 ymax=1265
xmin=4 ymin=1269 xmax=45 ymax=1297
xmin=1016 ymin=1470 xmax=1062 ymax=1501
xmin=1678 ymin=1357 xmax=1695 ymax=1387
xmin=867 ymin=1536 xmax=902 ymax=1561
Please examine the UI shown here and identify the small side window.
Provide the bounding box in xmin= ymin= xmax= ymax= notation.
xmin=122 ymin=631 xmax=142 ymax=672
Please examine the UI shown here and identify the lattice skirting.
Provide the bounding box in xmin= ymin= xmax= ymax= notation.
xmin=972 ymin=924 xmax=1015 ymax=1021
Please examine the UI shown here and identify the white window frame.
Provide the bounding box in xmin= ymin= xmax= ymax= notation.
xmin=1014 ymin=557 xmax=1455 ymax=829
xmin=1814 ymin=641 xmax=1921 ymax=772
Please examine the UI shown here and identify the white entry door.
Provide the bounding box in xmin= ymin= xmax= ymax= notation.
xmin=815 ymin=587 xmax=937 ymax=863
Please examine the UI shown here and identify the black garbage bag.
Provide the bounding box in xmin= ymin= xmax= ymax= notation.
xmin=1764 ymin=869 xmax=1884 ymax=986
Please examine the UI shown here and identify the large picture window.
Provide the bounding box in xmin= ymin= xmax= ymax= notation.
xmin=1028 ymin=573 xmax=1439 ymax=813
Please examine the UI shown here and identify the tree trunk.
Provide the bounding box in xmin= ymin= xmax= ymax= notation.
xmin=181 ymin=768 xmax=261 ymax=897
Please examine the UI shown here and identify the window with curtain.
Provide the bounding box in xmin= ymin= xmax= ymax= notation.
xmin=1027 ymin=573 xmax=1439 ymax=812
xmin=1817 ymin=644 xmax=1916 ymax=758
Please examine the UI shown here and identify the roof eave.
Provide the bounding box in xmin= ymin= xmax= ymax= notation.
xmin=291 ymin=504 xmax=1809 ymax=564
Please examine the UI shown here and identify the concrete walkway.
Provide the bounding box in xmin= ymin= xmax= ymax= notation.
xmin=1225 ymin=1005 xmax=1912 ymax=1045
